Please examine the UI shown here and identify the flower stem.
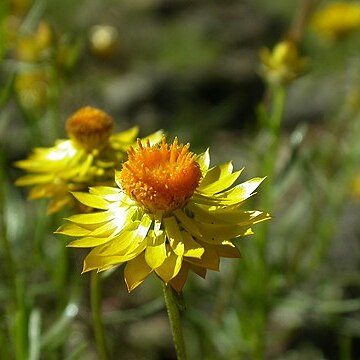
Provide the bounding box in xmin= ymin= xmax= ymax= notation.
xmin=162 ymin=284 xmax=187 ymax=360
xmin=90 ymin=272 xmax=109 ymax=360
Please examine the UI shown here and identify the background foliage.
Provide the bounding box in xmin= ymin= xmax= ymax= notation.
xmin=1 ymin=0 xmax=360 ymax=359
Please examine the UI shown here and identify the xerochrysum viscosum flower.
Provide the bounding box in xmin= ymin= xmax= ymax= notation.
xmin=56 ymin=138 xmax=270 ymax=292
xmin=15 ymin=106 xmax=162 ymax=213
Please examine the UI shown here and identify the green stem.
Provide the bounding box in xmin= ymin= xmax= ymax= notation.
xmin=0 ymin=152 xmax=19 ymax=307
xmin=0 ymin=151 xmax=28 ymax=359
xmin=90 ymin=272 xmax=109 ymax=360
xmin=245 ymin=84 xmax=286 ymax=359
xmin=162 ymin=284 xmax=187 ymax=360
xmin=270 ymin=84 xmax=286 ymax=137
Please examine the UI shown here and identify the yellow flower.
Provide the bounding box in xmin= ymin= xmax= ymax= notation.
xmin=351 ymin=173 xmax=360 ymax=200
xmin=89 ymin=25 xmax=119 ymax=59
xmin=311 ymin=3 xmax=360 ymax=40
xmin=10 ymin=0 xmax=31 ymax=16
xmin=56 ymin=138 xmax=270 ymax=292
xmin=15 ymin=21 xmax=53 ymax=62
xmin=15 ymin=68 xmax=49 ymax=109
xmin=15 ymin=106 xmax=163 ymax=214
xmin=260 ymin=40 xmax=307 ymax=86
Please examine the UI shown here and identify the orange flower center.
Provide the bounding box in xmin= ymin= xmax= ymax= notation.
xmin=120 ymin=138 xmax=202 ymax=213
xmin=66 ymin=106 xmax=114 ymax=151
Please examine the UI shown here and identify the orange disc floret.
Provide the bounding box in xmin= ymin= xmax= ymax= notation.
xmin=120 ymin=138 xmax=202 ymax=213
xmin=66 ymin=106 xmax=114 ymax=151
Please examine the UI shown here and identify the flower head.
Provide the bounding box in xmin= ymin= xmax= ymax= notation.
xmin=311 ymin=3 xmax=360 ymax=41
xmin=15 ymin=68 xmax=49 ymax=109
xmin=89 ymin=25 xmax=119 ymax=59
xmin=56 ymin=138 xmax=270 ymax=292
xmin=120 ymin=138 xmax=202 ymax=213
xmin=66 ymin=106 xmax=114 ymax=151
xmin=260 ymin=40 xmax=307 ymax=86
xmin=15 ymin=106 xmax=163 ymax=213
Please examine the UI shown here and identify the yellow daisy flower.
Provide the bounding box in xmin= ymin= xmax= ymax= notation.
xmin=311 ymin=2 xmax=360 ymax=40
xmin=56 ymin=138 xmax=270 ymax=292
xmin=15 ymin=106 xmax=162 ymax=213
xmin=260 ymin=40 xmax=307 ymax=86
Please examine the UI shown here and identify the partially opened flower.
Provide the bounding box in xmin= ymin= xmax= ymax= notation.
xmin=56 ymin=137 xmax=270 ymax=292
xmin=15 ymin=106 xmax=162 ymax=213
xmin=260 ymin=40 xmax=307 ymax=86
xmin=311 ymin=3 xmax=360 ymax=41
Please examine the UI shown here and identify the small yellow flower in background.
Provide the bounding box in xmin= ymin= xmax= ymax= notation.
xmin=10 ymin=0 xmax=31 ymax=16
xmin=15 ymin=21 xmax=54 ymax=63
xmin=56 ymin=138 xmax=270 ymax=292
xmin=260 ymin=40 xmax=307 ymax=86
xmin=89 ymin=25 xmax=119 ymax=59
xmin=15 ymin=69 xmax=49 ymax=109
xmin=351 ymin=173 xmax=360 ymax=200
xmin=15 ymin=106 xmax=163 ymax=214
xmin=311 ymin=2 xmax=360 ymax=41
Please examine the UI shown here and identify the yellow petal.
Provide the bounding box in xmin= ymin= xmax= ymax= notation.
xmin=124 ymin=252 xmax=153 ymax=292
xmin=139 ymin=130 xmax=164 ymax=146
xmin=145 ymin=231 xmax=167 ymax=269
xmin=83 ymin=238 xmax=146 ymax=273
xmin=189 ymin=204 xmax=271 ymax=226
xmin=163 ymin=216 xmax=184 ymax=256
xmin=88 ymin=219 xmax=121 ymax=237
xmin=82 ymin=253 xmax=119 ymax=273
xmin=187 ymin=244 xmax=219 ymax=271
xmin=71 ymin=192 xmax=109 ymax=210
xmin=66 ymin=210 xmax=115 ymax=225
xmin=74 ymin=153 xmax=93 ymax=178
xmin=15 ymin=173 xmax=55 ymax=186
xmin=55 ymin=223 xmax=92 ymax=237
xmin=155 ymin=250 xmax=182 ymax=283
xmin=220 ymin=177 xmax=266 ymax=202
xmin=199 ymin=162 xmax=233 ymax=187
xmin=181 ymin=231 xmax=204 ymax=259
xmin=89 ymin=186 xmax=123 ymax=202
xmin=198 ymin=162 xmax=243 ymax=194
xmin=193 ymin=177 xmax=266 ymax=207
xmin=174 ymin=209 xmax=202 ymax=238
xmin=191 ymin=193 xmax=226 ymax=206
xmin=47 ymin=196 xmax=72 ymax=214
xmin=67 ymin=236 xmax=113 ymax=248
xmin=110 ymin=126 xmax=139 ymax=150
xmin=89 ymin=231 xmax=140 ymax=257
xmin=195 ymin=149 xmax=210 ymax=173
xmin=89 ymin=186 xmax=121 ymax=195
xmin=29 ymin=183 xmax=69 ymax=199
xmin=216 ymin=242 xmax=241 ymax=258
xmin=189 ymin=263 xmax=207 ymax=278
xmin=169 ymin=263 xmax=190 ymax=293
xmin=134 ymin=213 xmax=153 ymax=242
xmin=196 ymin=222 xmax=253 ymax=243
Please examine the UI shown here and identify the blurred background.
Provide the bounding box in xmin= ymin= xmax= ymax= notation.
xmin=1 ymin=0 xmax=360 ymax=359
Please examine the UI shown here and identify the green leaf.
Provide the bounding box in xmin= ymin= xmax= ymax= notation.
xmin=29 ymin=309 xmax=41 ymax=360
